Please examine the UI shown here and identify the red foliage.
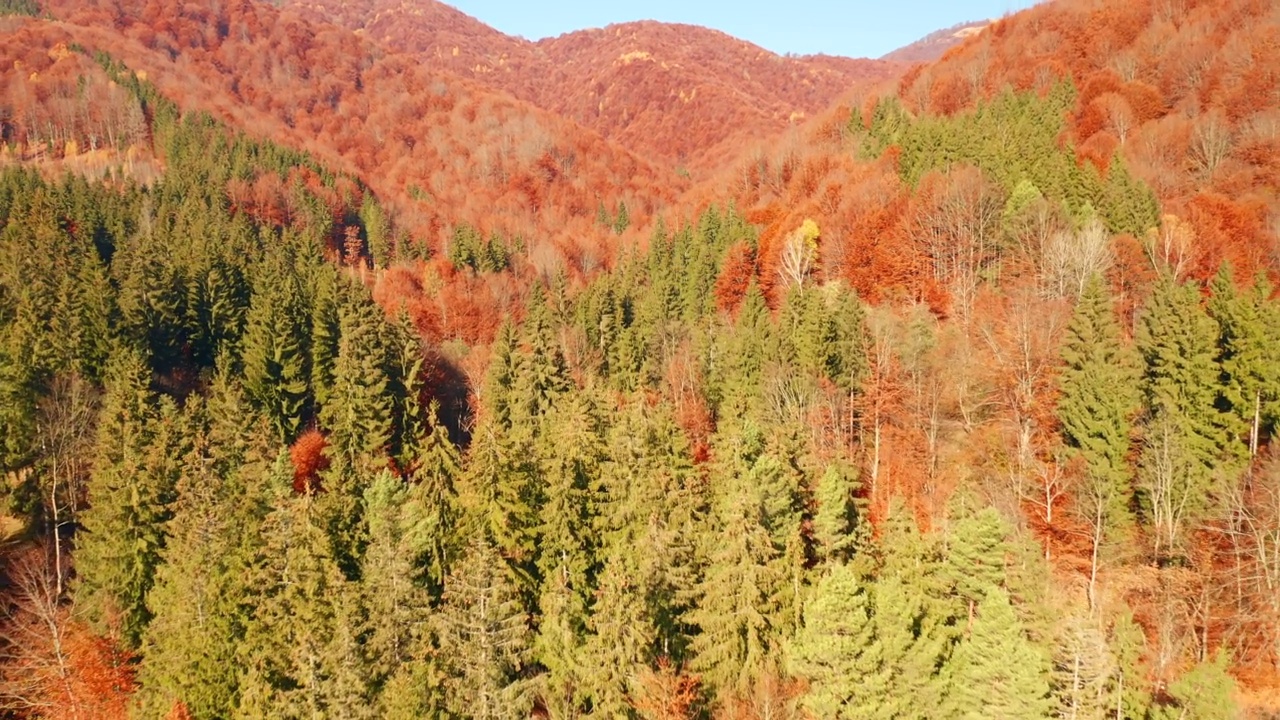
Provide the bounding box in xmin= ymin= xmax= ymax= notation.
xmin=713 ymin=242 xmax=756 ymax=314
xmin=0 ymin=548 xmax=136 ymax=720
xmin=289 ymin=428 xmax=330 ymax=494
xmin=630 ymin=657 xmax=701 ymax=720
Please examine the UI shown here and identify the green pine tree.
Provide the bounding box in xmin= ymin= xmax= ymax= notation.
xmin=942 ymin=587 xmax=1054 ymax=719
xmin=435 ymin=538 xmax=534 ymax=720
xmin=789 ymin=563 xmax=890 ymax=720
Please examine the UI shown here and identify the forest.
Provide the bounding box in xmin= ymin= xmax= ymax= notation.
xmin=1 ymin=0 xmax=1279 ymax=718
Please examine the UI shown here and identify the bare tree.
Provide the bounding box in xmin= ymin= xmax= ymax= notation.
xmin=0 ymin=546 xmax=77 ymax=719
xmin=35 ymin=373 xmax=100 ymax=598
xmin=1041 ymin=219 xmax=1115 ymax=300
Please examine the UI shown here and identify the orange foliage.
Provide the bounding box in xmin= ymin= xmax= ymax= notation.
xmin=289 ymin=428 xmax=329 ymax=494
xmin=713 ymin=243 xmax=756 ymax=315
xmin=630 ymin=658 xmax=701 ymax=720
xmin=0 ymin=548 xmax=136 ymax=720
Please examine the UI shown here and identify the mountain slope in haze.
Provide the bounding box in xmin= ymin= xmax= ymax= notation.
xmin=282 ymin=0 xmax=900 ymax=169
xmin=880 ymin=19 xmax=993 ymax=64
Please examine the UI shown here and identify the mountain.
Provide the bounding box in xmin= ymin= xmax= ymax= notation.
xmin=282 ymin=0 xmax=900 ymax=168
xmin=880 ymin=19 xmax=993 ymax=64
xmin=21 ymin=0 xmax=682 ymax=269
xmin=2 ymin=0 xmax=1280 ymax=717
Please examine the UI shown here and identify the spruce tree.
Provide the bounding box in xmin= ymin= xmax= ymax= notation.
xmin=1136 ymin=276 xmax=1231 ymax=557
xmin=435 ymin=538 xmax=533 ymax=719
xmin=582 ymin=554 xmax=658 ymax=718
xmin=75 ymin=350 xmax=183 ymax=647
xmin=942 ymin=587 xmax=1054 ymax=719
xmin=403 ymin=404 xmax=462 ymax=599
xmin=1058 ymin=276 xmax=1141 ymax=533
xmin=361 ymin=471 xmax=433 ymax=686
xmin=1209 ymin=266 xmax=1279 ymax=457
xmin=240 ymin=269 xmax=310 ymax=443
xmin=688 ymin=420 xmax=790 ymax=695
xmin=320 ymin=283 xmax=393 ymax=468
xmin=236 ymin=491 xmax=372 ymax=720
xmin=789 ymin=563 xmax=889 ymax=720
xmin=135 ymin=412 xmax=271 ymax=719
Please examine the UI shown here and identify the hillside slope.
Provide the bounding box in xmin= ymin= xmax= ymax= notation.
xmin=282 ymin=0 xmax=900 ymax=169
xmin=20 ymin=0 xmax=682 ymax=267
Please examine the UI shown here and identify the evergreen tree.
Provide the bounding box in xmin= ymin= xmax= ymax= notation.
xmin=1208 ymin=266 xmax=1280 ymax=457
xmin=1152 ymin=650 xmax=1239 ymax=720
xmin=811 ymin=461 xmax=863 ymax=568
xmin=1136 ymin=276 xmax=1232 ymax=557
xmin=942 ymin=587 xmax=1054 ymax=719
xmin=240 ymin=269 xmax=310 ymax=443
xmin=361 ymin=472 xmax=433 ymax=686
xmin=789 ymin=563 xmax=889 ymax=720
xmin=1058 ymin=276 xmax=1141 ymax=533
xmin=582 ymin=555 xmax=658 ymax=718
xmin=404 ymin=404 xmax=462 ymax=598
xmin=320 ymin=282 xmax=393 ymax=467
xmin=236 ymin=491 xmax=372 ymax=720
xmin=75 ymin=350 xmax=183 ymax=647
xmin=435 ymin=538 xmax=533 ymax=719
xmin=135 ymin=406 xmax=273 ymax=719
xmin=688 ymin=420 xmax=791 ymax=695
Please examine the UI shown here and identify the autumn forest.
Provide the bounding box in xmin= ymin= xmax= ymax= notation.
xmin=1 ymin=0 xmax=1279 ymax=717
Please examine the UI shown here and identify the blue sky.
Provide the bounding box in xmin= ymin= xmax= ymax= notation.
xmin=445 ymin=0 xmax=1041 ymax=59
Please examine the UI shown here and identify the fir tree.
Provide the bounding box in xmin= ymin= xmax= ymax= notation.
xmin=789 ymin=563 xmax=889 ymax=720
xmin=435 ymin=538 xmax=533 ymax=720
xmin=943 ymin=587 xmax=1054 ymax=719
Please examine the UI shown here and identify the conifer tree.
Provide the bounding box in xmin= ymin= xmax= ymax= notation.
xmin=135 ymin=410 xmax=271 ymax=719
xmin=1136 ymin=276 xmax=1231 ymax=556
xmin=1152 ymin=650 xmax=1238 ymax=720
xmin=236 ymin=491 xmax=372 ymax=720
xmin=404 ymin=403 xmax=462 ymax=598
xmin=435 ymin=538 xmax=533 ymax=719
xmin=320 ymin=283 xmax=393 ymax=467
xmin=811 ymin=461 xmax=862 ymax=568
xmin=583 ymin=554 xmax=658 ymax=718
xmin=361 ymin=472 xmax=433 ymax=686
xmin=1209 ymin=266 xmax=1280 ymax=457
xmin=1058 ymin=276 xmax=1141 ymax=533
xmin=789 ymin=563 xmax=889 ymax=720
xmin=75 ymin=350 xmax=183 ymax=647
xmin=688 ymin=420 xmax=790 ymax=695
xmin=942 ymin=587 xmax=1054 ymax=719
xmin=240 ymin=269 xmax=310 ymax=443
xmin=534 ymin=564 xmax=590 ymax=719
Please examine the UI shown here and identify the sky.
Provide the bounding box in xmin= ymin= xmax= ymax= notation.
xmin=445 ymin=0 xmax=1042 ymax=60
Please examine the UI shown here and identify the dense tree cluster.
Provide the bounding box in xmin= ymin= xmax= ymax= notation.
xmin=1 ymin=0 xmax=1280 ymax=718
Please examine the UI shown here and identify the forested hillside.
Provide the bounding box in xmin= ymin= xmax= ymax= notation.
xmin=281 ymin=0 xmax=899 ymax=169
xmin=1 ymin=0 xmax=1279 ymax=718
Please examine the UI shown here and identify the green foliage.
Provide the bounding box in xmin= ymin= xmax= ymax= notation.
xmin=436 ymin=539 xmax=534 ymax=719
xmin=790 ymin=564 xmax=889 ymax=719
xmin=75 ymin=350 xmax=183 ymax=647
xmin=1058 ymin=277 xmax=1142 ymax=533
xmin=447 ymin=224 xmax=514 ymax=273
xmin=858 ymin=87 xmax=1159 ymax=236
xmin=943 ymin=587 xmax=1054 ymax=719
